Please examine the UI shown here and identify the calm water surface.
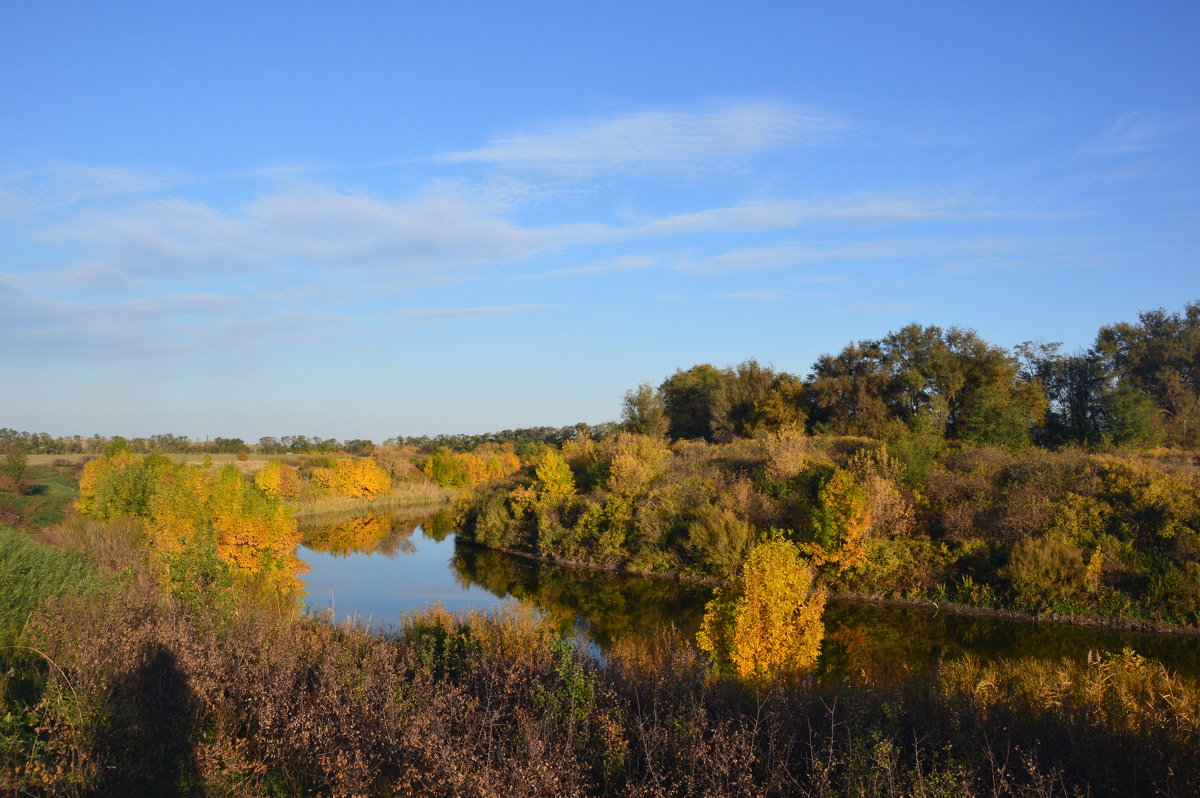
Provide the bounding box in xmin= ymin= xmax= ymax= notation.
xmin=297 ymin=511 xmax=1200 ymax=681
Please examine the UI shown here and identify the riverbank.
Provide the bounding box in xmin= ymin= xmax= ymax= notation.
xmin=461 ymin=539 xmax=1200 ymax=638
xmin=289 ymin=483 xmax=450 ymax=522
xmin=830 ymin=592 xmax=1200 ymax=637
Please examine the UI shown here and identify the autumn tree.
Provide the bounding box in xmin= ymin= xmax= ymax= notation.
xmin=697 ymin=537 xmax=826 ymax=682
xmin=535 ymin=449 xmax=576 ymax=496
xmin=207 ymin=465 xmax=305 ymax=592
xmin=79 ymin=455 xmax=305 ymax=600
xmin=254 ymin=458 xmax=302 ymax=501
xmin=311 ymin=457 xmax=393 ymax=499
xmin=420 ymin=446 xmax=520 ymax=488
xmin=804 ymin=467 xmax=871 ymax=575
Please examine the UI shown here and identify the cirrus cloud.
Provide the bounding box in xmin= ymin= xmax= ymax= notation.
xmin=437 ymin=102 xmax=845 ymax=175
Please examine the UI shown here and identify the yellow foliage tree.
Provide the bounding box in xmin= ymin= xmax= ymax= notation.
xmin=208 ymin=466 xmax=306 ymax=591
xmin=805 ymin=468 xmax=871 ymax=575
xmin=75 ymin=450 xmax=139 ymax=514
xmin=600 ymin=433 xmax=671 ymax=496
xmin=254 ymin=458 xmax=302 ymax=501
xmin=79 ymin=456 xmax=305 ymax=599
xmin=697 ymin=537 xmax=826 ymax=683
xmin=535 ymin=449 xmax=576 ymax=496
xmin=311 ymin=456 xmax=393 ymax=499
xmin=146 ymin=463 xmax=211 ymax=558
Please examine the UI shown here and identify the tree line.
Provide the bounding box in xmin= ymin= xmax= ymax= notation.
xmin=627 ymin=300 xmax=1199 ymax=453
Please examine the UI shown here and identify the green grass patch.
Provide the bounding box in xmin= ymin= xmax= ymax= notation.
xmin=0 ymin=463 xmax=81 ymax=529
xmin=0 ymin=525 xmax=101 ymax=647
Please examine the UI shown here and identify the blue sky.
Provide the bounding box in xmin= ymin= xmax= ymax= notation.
xmin=2 ymin=1 xmax=1197 ymax=441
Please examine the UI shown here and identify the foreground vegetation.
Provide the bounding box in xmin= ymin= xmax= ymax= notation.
xmin=2 ymin=517 xmax=1198 ymax=796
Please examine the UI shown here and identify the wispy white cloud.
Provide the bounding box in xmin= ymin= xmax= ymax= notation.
xmin=674 ymin=236 xmax=1050 ymax=276
xmin=394 ymin=304 xmax=554 ymax=323
xmin=546 ymin=254 xmax=660 ymax=277
xmin=248 ymin=186 xmax=550 ymax=272
xmin=637 ymin=196 xmax=956 ymax=237
xmin=437 ymin=103 xmax=845 ymax=174
xmin=1080 ymin=112 xmax=1167 ymax=156
xmin=115 ymin=293 xmax=249 ymax=319
xmin=716 ymin=290 xmax=789 ymax=302
xmin=230 ymin=161 xmax=337 ymax=180
xmin=0 ymin=161 xmax=187 ymax=216
xmin=0 ymin=278 xmax=338 ymax=360
xmin=35 ymin=198 xmax=267 ymax=286
xmin=681 ymin=245 xmax=809 ymax=275
xmin=31 ymin=186 xmax=576 ymax=290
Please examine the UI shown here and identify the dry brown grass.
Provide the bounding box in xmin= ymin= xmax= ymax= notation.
xmin=290 ymin=481 xmax=450 ymax=522
xmin=9 ymin=580 xmax=1197 ymax=796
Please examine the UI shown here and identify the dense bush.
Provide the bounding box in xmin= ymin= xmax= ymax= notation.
xmin=449 ymin=431 xmax=1200 ymax=625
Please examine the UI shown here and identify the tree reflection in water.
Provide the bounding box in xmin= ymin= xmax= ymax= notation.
xmin=450 ymin=543 xmax=716 ymax=652
xmin=452 ymin=542 xmax=1200 ymax=684
xmin=302 ymin=513 xmax=419 ymax=557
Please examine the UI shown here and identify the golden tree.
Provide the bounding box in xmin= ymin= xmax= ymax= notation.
xmin=697 ymin=537 xmax=826 ymax=683
xmin=254 ymin=458 xmax=302 ymax=501
xmin=311 ymin=456 xmax=393 ymax=499
xmin=805 ymin=468 xmax=871 ymax=574
xmin=535 ymin=449 xmax=576 ymax=496
xmin=208 ymin=466 xmax=306 ymax=591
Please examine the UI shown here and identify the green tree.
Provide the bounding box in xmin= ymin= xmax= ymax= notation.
xmin=660 ymin=364 xmax=727 ymax=441
xmin=710 ymin=360 xmax=807 ymax=441
xmin=1018 ymin=343 xmax=1109 ymax=446
xmin=1096 ymin=301 xmax=1200 ymax=447
xmin=0 ymin=446 xmax=27 ymax=494
xmin=1102 ymin=383 xmax=1164 ymax=449
xmin=810 ymin=324 xmax=1025 ymax=441
xmin=621 ymin=383 xmax=669 ymax=438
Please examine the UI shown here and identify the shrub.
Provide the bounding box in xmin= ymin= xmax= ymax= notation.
xmin=1002 ymin=535 xmax=1087 ymax=609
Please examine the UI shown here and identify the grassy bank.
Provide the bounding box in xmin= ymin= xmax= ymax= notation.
xmin=0 ymin=460 xmax=82 ymax=529
xmin=289 ymin=481 xmax=450 ymax=522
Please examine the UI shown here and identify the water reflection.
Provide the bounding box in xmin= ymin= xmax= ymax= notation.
xmin=302 ymin=512 xmax=420 ymax=557
xmin=820 ymin=600 xmax=1200 ymax=684
xmin=450 ymin=543 xmax=716 ymax=650
xmin=297 ymin=510 xmax=1200 ymax=683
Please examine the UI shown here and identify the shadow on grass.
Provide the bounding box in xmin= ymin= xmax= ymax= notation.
xmin=92 ymin=645 xmax=203 ymax=796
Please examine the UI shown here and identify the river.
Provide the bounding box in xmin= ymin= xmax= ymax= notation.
xmin=297 ymin=510 xmax=1200 ymax=682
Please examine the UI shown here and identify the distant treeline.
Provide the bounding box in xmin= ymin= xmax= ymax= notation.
xmin=0 ymin=431 xmax=362 ymax=456
xmin=0 ymin=426 xmax=612 ymax=458
xmin=4 ymin=299 xmax=1197 ymax=456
